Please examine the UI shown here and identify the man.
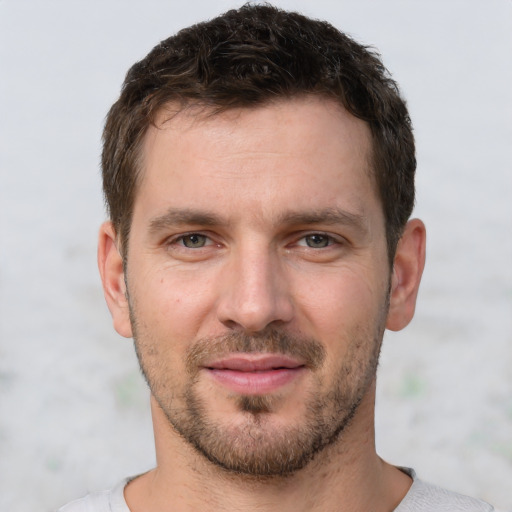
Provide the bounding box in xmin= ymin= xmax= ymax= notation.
xmin=59 ymin=4 xmax=494 ymax=511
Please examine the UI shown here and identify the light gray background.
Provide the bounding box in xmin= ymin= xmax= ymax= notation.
xmin=0 ymin=1 xmax=511 ymax=511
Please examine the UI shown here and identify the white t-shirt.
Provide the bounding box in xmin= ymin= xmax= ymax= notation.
xmin=57 ymin=468 xmax=495 ymax=512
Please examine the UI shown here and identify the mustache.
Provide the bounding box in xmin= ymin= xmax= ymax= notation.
xmin=186 ymin=329 xmax=326 ymax=374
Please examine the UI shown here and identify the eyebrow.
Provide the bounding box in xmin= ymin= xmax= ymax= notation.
xmin=148 ymin=208 xmax=225 ymax=235
xmin=148 ymin=206 xmax=367 ymax=234
xmin=276 ymin=208 xmax=366 ymax=230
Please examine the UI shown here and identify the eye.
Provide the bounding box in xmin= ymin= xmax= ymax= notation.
xmin=179 ymin=233 xmax=209 ymax=248
xmin=301 ymin=234 xmax=332 ymax=248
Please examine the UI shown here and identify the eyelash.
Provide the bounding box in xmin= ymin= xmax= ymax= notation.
xmin=166 ymin=231 xmax=342 ymax=250
xmin=169 ymin=232 xmax=214 ymax=249
xmin=296 ymin=233 xmax=340 ymax=249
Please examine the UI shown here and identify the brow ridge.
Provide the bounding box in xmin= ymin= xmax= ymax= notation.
xmin=148 ymin=206 xmax=366 ymax=234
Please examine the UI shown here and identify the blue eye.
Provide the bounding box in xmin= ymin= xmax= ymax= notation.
xmin=180 ymin=234 xmax=208 ymax=248
xmin=304 ymin=234 xmax=331 ymax=248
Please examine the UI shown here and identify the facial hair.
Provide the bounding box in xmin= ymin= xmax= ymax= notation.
xmin=130 ymin=309 xmax=387 ymax=477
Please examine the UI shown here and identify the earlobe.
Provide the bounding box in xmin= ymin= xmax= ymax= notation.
xmin=97 ymin=221 xmax=133 ymax=338
xmin=386 ymin=219 xmax=426 ymax=332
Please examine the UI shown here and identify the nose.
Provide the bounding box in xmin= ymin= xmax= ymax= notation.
xmin=216 ymin=243 xmax=294 ymax=333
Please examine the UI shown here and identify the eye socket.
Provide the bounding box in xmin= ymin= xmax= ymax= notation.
xmin=179 ymin=233 xmax=208 ymax=248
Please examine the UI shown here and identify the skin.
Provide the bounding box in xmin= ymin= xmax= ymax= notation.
xmin=99 ymin=96 xmax=426 ymax=512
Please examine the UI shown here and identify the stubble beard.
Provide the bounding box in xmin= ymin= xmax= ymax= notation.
xmin=130 ymin=311 xmax=386 ymax=478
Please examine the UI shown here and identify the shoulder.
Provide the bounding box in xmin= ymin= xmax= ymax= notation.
xmin=395 ymin=469 xmax=494 ymax=512
xmin=57 ymin=479 xmax=130 ymax=512
xmin=57 ymin=490 xmax=110 ymax=512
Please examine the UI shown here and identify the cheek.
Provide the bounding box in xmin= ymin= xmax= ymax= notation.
xmin=290 ymin=266 xmax=389 ymax=378
xmin=293 ymin=265 xmax=385 ymax=328
xmin=131 ymin=266 xmax=219 ymax=340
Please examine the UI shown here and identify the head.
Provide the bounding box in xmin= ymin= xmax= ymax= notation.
xmin=98 ymin=4 xmax=425 ymax=478
xmin=102 ymin=3 xmax=415 ymax=263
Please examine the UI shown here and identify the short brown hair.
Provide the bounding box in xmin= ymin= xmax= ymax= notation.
xmin=102 ymin=3 xmax=415 ymax=261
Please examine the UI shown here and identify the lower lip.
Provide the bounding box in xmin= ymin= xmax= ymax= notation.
xmin=206 ymin=367 xmax=305 ymax=395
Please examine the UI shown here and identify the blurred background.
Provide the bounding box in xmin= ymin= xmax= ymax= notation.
xmin=0 ymin=1 xmax=511 ymax=510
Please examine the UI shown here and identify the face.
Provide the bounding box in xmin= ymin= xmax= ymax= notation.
xmin=103 ymin=97 xmax=400 ymax=476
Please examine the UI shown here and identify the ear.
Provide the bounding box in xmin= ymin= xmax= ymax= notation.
xmin=97 ymin=221 xmax=133 ymax=338
xmin=386 ymin=219 xmax=426 ymax=331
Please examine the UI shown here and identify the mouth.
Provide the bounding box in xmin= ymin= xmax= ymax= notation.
xmin=203 ymin=354 xmax=307 ymax=395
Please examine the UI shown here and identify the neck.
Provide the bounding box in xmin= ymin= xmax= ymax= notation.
xmin=125 ymin=383 xmax=411 ymax=512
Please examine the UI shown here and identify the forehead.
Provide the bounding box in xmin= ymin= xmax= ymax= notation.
xmin=147 ymin=97 xmax=372 ymax=165
xmin=136 ymin=97 xmax=378 ymax=224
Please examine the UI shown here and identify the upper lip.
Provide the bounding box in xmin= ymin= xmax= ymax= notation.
xmin=204 ymin=354 xmax=306 ymax=372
